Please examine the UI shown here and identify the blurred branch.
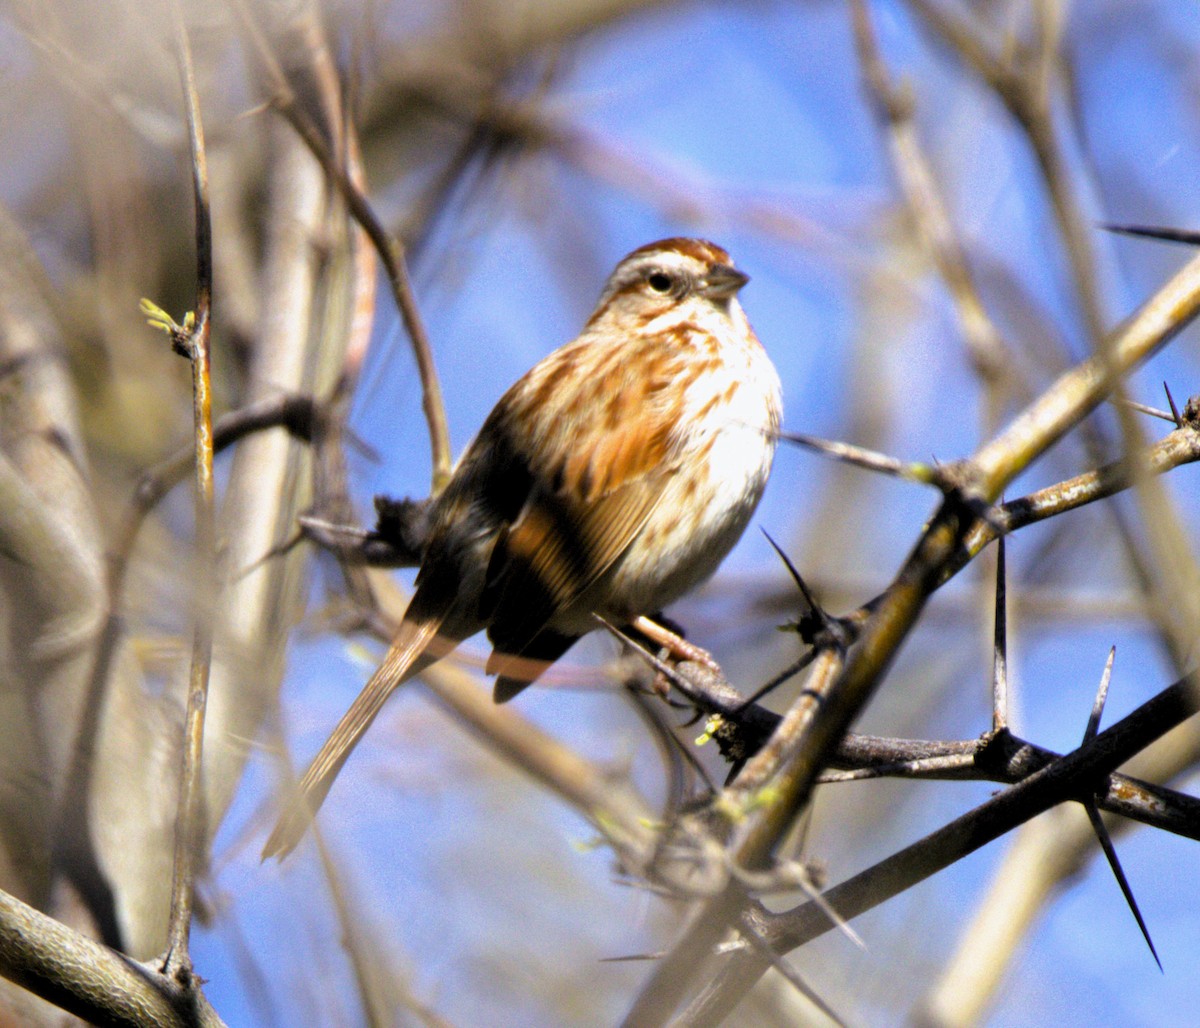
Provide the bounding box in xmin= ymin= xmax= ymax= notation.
xmin=310 ymin=826 xmax=445 ymax=1028
xmin=957 ymin=400 xmax=1200 ymax=568
xmin=228 ymin=0 xmax=453 ymax=492
xmin=899 ymin=0 xmax=1200 ymax=707
xmin=906 ymin=0 xmax=1108 ymax=341
xmin=369 ymin=61 xmax=847 ymax=258
xmin=0 ymin=205 xmax=106 ymax=921
xmin=57 ymin=385 xmax=321 ymax=949
xmin=366 ymin=569 xmax=660 ymax=870
xmin=850 ymin=0 xmax=1012 ymax=390
xmin=970 ymin=254 xmax=1200 ymax=490
xmin=907 ymin=0 xmax=1200 ymax=660
xmin=130 ymin=395 xmax=320 ymax=522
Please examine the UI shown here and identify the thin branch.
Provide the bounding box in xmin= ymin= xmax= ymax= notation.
xmin=133 ymin=395 xmax=319 ymax=518
xmin=727 ymin=648 xmax=846 ymax=803
xmin=850 ymin=0 xmax=1012 ymax=387
xmin=818 ymin=752 xmax=977 ymax=782
xmin=161 ymin=6 xmax=216 ymax=986
xmin=227 ymin=0 xmax=452 ymax=491
xmin=777 ymin=430 xmax=946 ymax=488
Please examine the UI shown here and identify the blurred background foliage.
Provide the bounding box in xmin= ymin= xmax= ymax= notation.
xmin=0 ymin=0 xmax=1198 ymax=1024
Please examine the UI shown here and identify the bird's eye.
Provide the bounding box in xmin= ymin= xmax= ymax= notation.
xmin=646 ymin=271 xmax=673 ymax=294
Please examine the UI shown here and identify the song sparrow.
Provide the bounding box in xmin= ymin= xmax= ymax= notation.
xmin=264 ymin=237 xmax=782 ymax=858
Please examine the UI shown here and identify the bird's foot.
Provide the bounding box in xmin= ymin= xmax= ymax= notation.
xmin=629 ymin=615 xmax=720 ymax=697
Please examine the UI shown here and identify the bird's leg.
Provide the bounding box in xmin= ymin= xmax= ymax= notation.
xmin=630 ymin=614 xmax=720 ymax=669
xmin=629 ymin=614 xmax=721 ymax=697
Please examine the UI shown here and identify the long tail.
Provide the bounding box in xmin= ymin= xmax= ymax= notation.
xmin=262 ymin=611 xmax=451 ymax=859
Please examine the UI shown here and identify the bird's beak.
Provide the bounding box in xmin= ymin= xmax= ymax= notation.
xmin=701 ymin=264 xmax=749 ymax=299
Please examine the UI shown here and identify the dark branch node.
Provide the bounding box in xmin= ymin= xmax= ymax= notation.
xmin=1183 ymin=393 xmax=1200 ymax=429
xmin=934 ymin=459 xmax=1001 ymax=532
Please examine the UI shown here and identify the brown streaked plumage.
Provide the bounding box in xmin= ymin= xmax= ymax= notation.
xmin=263 ymin=238 xmax=782 ymax=859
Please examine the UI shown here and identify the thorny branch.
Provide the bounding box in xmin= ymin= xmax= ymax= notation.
xmin=624 ymin=213 xmax=1200 ymax=1028
xmin=681 ymin=670 xmax=1199 ymax=1026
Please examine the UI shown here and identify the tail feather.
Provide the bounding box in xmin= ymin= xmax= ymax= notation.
xmin=262 ymin=613 xmax=450 ymax=860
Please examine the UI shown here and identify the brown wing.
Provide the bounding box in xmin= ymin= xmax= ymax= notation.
xmin=483 ymin=475 xmax=668 ymax=659
xmin=478 ymin=333 xmax=690 ymax=661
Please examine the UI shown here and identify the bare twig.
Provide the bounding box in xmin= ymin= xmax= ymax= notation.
xmin=365 ymin=570 xmax=659 ymax=872
xmin=851 ymin=0 xmax=1012 ymax=388
xmin=778 ymin=430 xmax=945 ymax=488
xmin=227 ymin=0 xmax=453 ymax=491
xmin=160 ymin=7 xmax=216 ymax=986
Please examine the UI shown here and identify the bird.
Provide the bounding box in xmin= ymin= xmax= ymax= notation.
xmin=263 ymin=237 xmax=782 ymax=858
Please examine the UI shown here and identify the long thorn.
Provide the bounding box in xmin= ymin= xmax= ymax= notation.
xmin=1113 ymin=395 xmax=1175 ymax=423
xmin=776 ymin=430 xmax=941 ymax=486
xmin=1083 ymin=802 xmax=1162 ymax=971
xmin=761 ymin=528 xmax=823 ymax=623
xmin=593 ymin=615 xmax=700 ymax=700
